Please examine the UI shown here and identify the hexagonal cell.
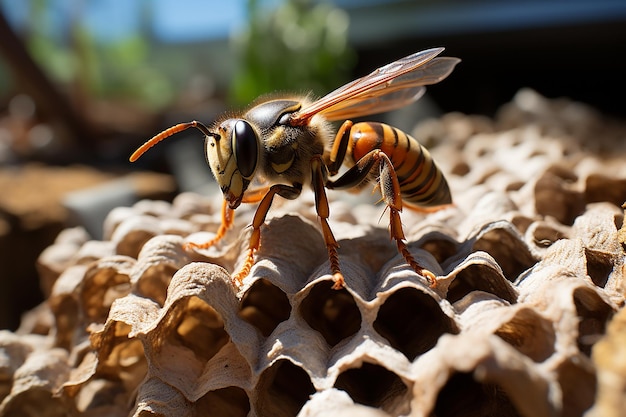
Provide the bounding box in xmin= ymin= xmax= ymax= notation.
xmin=446 ymin=253 xmax=518 ymax=304
xmin=334 ymin=362 xmax=410 ymax=415
xmin=134 ymin=263 xmax=177 ymax=306
xmin=79 ymin=257 xmax=133 ymax=323
xmin=49 ymin=292 xmax=81 ymax=351
xmin=433 ymin=372 xmax=523 ymax=417
xmin=509 ymin=214 xmax=533 ymax=235
xmin=472 ymin=225 xmax=536 ymax=282
xmin=556 ymin=358 xmax=597 ymax=417
xmin=373 ymin=287 xmax=457 ymax=361
xmin=238 ymin=278 xmax=291 ymax=337
xmin=419 ymin=233 xmax=459 ymax=264
xmin=255 ymin=359 xmax=316 ymax=417
xmin=163 ymin=296 xmax=230 ymax=363
xmin=94 ymin=321 xmax=147 ymax=388
xmin=299 ymin=281 xmax=361 ymax=347
xmin=533 ymin=169 xmax=585 ymax=226
xmin=194 ymin=386 xmax=250 ymax=417
xmin=572 ymin=287 xmax=614 ymax=356
xmin=584 ymin=248 xmax=615 ymax=288
xmin=110 ymin=216 xmax=161 ymax=259
xmin=585 ymin=174 xmax=626 ymax=207
xmin=527 ymin=222 xmax=569 ymax=249
xmin=133 ymin=235 xmax=189 ymax=305
xmin=494 ymin=308 xmax=555 ymax=362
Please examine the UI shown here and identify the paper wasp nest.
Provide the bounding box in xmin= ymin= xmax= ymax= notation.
xmin=2 ymin=89 xmax=626 ymax=417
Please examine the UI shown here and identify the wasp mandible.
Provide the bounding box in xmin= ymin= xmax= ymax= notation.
xmin=130 ymin=47 xmax=460 ymax=289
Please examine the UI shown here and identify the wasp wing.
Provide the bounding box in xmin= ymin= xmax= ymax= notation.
xmin=320 ymin=56 xmax=460 ymax=121
xmin=289 ymin=48 xmax=460 ymax=125
xmin=319 ymin=87 xmax=425 ymax=122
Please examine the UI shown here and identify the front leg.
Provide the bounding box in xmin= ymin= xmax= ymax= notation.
xmin=185 ymin=186 xmax=270 ymax=251
xmin=231 ymin=183 xmax=302 ymax=286
xmin=185 ymin=199 xmax=234 ymax=250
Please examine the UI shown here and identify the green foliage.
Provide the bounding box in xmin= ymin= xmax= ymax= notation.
xmin=19 ymin=0 xmax=174 ymax=111
xmin=77 ymin=33 xmax=175 ymax=110
xmin=230 ymin=0 xmax=355 ymax=106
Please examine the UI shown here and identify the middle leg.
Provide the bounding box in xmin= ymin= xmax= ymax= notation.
xmin=311 ymin=155 xmax=344 ymax=289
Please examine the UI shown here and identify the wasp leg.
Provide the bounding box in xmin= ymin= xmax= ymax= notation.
xmin=327 ymin=150 xmax=438 ymax=288
xmin=328 ymin=120 xmax=354 ymax=175
xmin=311 ymin=156 xmax=345 ymax=289
xmin=184 ymin=186 xmax=270 ymax=252
xmin=185 ymin=199 xmax=235 ymax=250
xmin=241 ymin=186 xmax=271 ymax=204
xmin=232 ymin=183 xmax=302 ymax=286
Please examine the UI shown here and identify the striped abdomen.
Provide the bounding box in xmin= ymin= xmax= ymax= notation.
xmin=348 ymin=122 xmax=451 ymax=207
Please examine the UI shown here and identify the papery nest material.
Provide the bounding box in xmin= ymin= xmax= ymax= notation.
xmin=1 ymin=90 xmax=626 ymax=417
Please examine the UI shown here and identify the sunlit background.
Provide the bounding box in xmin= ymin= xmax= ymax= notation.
xmin=0 ymin=0 xmax=625 ymax=329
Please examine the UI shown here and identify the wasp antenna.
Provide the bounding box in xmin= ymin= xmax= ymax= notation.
xmin=129 ymin=121 xmax=213 ymax=162
xmin=190 ymin=120 xmax=219 ymax=140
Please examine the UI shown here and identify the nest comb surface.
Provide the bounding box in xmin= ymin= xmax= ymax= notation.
xmin=1 ymin=89 xmax=626 ymax=417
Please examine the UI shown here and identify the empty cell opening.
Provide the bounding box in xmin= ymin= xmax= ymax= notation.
xmin=447 ymin=263 xmax=517 ymax=305
xmin=534 ymin=171 xmax=585 ymax=226
xmin=334 ymin=362 xmax=409 ymax=415
xmin=81 ymin=267 xmax=131 ymax=323
xmin=136 ymin=263 xmax=178 ymax=306
xmin=585 ymin=174 xmax=626 ymax=207
xmin=255 ymin=359 xmax=316 ymax=417
xmin=584 ymin=248 xmax=614 ymax=288
xmin=494 ymin=309 xmax=555 ymax=362
xmin=433 ymin=372 xmax=522 ymax=417
xmin=51 ymin=295 xmax=80 ymax=350
xmin=556 ymin=358 xmax=597 ymax=417
xmin=298 ymin=281 xmax=361 ymax=347
xmin=473 ymin=229 xmax=536 ymax=282
xmin=194 ymin=386 xmax=250 ymax=417
xmin=509 ymin=215 xmax=533 ymax=235
xmin=450 ymin=161 xmax=470 ymax=176
xmin=238 ymin=278 xmax=291 ymax=337
xmin=373 ymin=287 xmax=458 ymax=361
xmin=116 ymin=229 xmax=156 ymax=259
xmin=531 ymin=225 xmax=568 ymax=248
xmin=573 ymin=287 xmax=613 ymax=356
xmin=168 ymin=296 xmax=229 ymax=362
xmin=419 ymin=238 xmax=458 ymax=264
xmin=98 ymin=321 xmax=146 ymax=373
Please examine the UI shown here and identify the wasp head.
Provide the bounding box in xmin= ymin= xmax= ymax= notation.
xmin=205 ymin=118 xmax=260 ymax=209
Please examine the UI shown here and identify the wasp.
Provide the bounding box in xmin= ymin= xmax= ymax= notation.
xmin=130 ymin=47 xmax=460 ymax=289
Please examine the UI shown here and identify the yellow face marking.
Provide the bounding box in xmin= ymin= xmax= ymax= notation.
xmin=271 ymin=159 xmax=294 ymax=173
xmin=206 ymin=130 xmax=243 ymax=196
xmin=266 ymin=127 xmax=299 ymax=174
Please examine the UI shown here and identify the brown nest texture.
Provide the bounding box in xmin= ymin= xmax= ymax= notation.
xmin=1 ymin=89 xmax=626 ymax=417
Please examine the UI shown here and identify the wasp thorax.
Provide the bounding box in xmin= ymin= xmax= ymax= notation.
xmin=205 ymin=119 xmax=259 ymax=209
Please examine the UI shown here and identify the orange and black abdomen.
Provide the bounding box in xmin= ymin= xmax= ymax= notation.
xmin=349 ymin=122 xmax=451 ymax=207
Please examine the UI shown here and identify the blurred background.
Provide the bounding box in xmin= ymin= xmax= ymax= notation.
xmin=0 ymin=0 xmax=625 ymax=330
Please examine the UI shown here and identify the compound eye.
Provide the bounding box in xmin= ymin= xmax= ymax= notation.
xmin=232 ymin=120 xmax=258 ymax=179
